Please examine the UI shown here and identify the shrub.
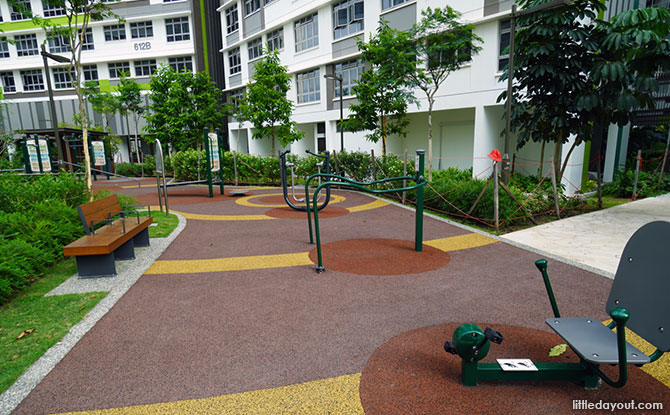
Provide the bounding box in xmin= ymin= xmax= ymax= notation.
xmin=0 ymin=173 xmax=89 ymax=303
xmin=603 ymin=169 xmax=670 ymax=198
xmin=172 ymin=149 xmax=208 ymax=181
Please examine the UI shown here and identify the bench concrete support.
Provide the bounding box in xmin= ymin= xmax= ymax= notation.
xmin=114 ymin=239 xmax=135 ymax=260
xmin=76 ymin=253 xmax=116 ymax=278
xmin=132 ymin=227 xmax=150 ymax=247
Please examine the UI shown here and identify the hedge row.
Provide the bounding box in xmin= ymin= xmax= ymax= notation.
xmin=0 ymin=173 xmax=89 ymax=303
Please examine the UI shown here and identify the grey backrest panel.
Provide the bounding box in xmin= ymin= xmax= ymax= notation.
xmin=607 ymin=221 xmax=670 ymax=351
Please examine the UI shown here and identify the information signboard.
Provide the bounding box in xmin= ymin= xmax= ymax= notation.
xmin=92 ymin=141 xmax=106 ymax=166
xmin=208 ymin=132 xmax=220 ymax=172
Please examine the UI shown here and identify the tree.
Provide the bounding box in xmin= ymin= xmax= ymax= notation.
xmin=145 ymin=66 xmax=224 ymax=151
xmin=343 ymin=25 xmax=414 ymax=157
xmin=38 ymin=0 xmax=120 ymax=197
xmin=235 ymin=49 xmax=302 ymax=153
xmin=500 ymin=1 xmax=670 ymax=182
xmin=83 ymin=81 xmax=119 ymax=132
xmin=117 ymin=72 xmax=144 ymax=165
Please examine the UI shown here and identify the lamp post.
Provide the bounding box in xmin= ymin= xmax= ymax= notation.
xmin=41 ymin=44 xmax=70 ymax=171
xmin=503 ymin=0 xmax=574 ymax=182
xmin=324 ymin=73 xmax=344 ymax=152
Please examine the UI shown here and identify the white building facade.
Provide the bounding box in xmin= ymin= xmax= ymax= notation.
xmin=0 ymin=0 xmax=222 ymax=163
xmin=219 ymin=0 xmax=589 ymax=190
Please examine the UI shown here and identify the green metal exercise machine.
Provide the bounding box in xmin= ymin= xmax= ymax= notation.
xmin=444 ymin=221 xmax=669 ymax=388
xmin=305 ymin=149 xmax=427 ymax=273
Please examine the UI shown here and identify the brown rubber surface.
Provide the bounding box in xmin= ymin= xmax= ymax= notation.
xmin=133 ymin=188 xmax=245 ymax=206
xmin=308 ymin=238 xmax=451 ymax=275
xmin=360 ymin=323 xmax=670 ymax=415
xmin=13 ymin=184 xmax=630 ymax=415
xmin=265 ymin=206 xmax=349 ymax=219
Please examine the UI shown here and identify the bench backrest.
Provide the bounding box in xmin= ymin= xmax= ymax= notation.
xmin=78 ymin=194 xmax=122 ymax=235
xmin=606 ymin=220 xmax=670 ymax=352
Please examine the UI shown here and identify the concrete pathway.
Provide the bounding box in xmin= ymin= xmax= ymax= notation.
xmin=503 ymin=193 xmax=670 ymax=277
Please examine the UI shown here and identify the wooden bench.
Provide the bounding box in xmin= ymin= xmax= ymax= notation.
xmin=63 ymin=194 xmax=153 ymax=278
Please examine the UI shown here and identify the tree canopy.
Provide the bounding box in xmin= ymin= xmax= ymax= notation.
xmin=234 ymin=49 xmax=303 ymax=152
xmin=145 ymin=66 xmax=224 ymax=151
xmin=499 ymin=0 xmax=670 ymax=180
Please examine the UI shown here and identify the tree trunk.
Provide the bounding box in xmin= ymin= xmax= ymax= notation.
xmin=79 ymin=97 xmax=93 ymax=199
xmin=538 ymin=140 xmax=546 ymax=179
xmin=134 ymin=113 xmax=144 ymax=176
xmin=427 ymin=97 xmax=434 ymax=181
xmin=553 ymin=136 xmax=562 ymax=184
xmin=381 ymin=115 xmax=387 ymax=157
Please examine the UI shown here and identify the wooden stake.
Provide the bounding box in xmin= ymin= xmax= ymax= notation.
xmin=550 ymin=157 xmax=561 ymax=219
xmin=493 ymin=161 xmax=499 ymax=232
xmin=402 ymin=149 xmax=407 ymax=204
xmin=371 ymin=149 xmax=377 ymax=189
xmin=632 ymin=149 xmax=641 ymax=199
xmin=468 ymin=174 xmax=493 ymax=216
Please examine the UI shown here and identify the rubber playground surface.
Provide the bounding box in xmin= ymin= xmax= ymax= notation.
xmin=12 ymin=179 xmax=670 ymax=414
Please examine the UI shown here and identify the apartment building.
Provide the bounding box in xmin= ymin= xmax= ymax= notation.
xmin=0 ymin=0 xmax=223 ymax=162
xmin=220 ymin=0 xmax=669 ymax=191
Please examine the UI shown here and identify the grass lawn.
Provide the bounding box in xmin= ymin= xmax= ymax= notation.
xmin=0 ymin=210 xmax=179 ymax=395
xmin=0 ymin=259 xmax=106 ymax=394
xmin=141 ymin=211 xmax=179 ymax=238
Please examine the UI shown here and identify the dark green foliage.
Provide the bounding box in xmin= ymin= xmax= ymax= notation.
xmin=0 ymin=173 xmax=89 ymax=303
xmin=603 ymin=170 xmax=670 ymax=198
xmin=115 ymin=162 xmax=144 ymax=177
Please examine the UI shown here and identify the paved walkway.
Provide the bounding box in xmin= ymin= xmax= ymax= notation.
xmin=503 ymin=193 xmax=670 ymax=277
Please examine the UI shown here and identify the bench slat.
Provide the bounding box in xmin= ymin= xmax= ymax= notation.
xmin=64 ymin=216 xmax=153 ymax=257
xmin=78 ymin=195 xmax=122 ymax=234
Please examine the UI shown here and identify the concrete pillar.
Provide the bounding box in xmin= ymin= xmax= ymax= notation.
xmin=603 ymin=123 xmax=631 ymax=182
xmin=559 ymin=134 xmax=586 ymax=195
xmin=472 ymin=105 xmax=504 ymax=179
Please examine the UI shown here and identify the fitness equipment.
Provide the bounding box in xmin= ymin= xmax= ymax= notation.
xmin=306 ymin=149 xmax=427 ymax=272
xmin=444 ymin=220 xmax=670 ymax=388
xmin=22 ymin=135 xmax=52 ymax=174
xmin=155 ymin=129 xmax=225 ymax=214
xmin=279 ymin=149 xmax=331 ymax=212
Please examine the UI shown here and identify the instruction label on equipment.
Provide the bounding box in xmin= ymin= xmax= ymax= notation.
xmin=208 ymin=132 xmax=220 ymax=172
xmin=497 ymin=359 xmax=538 ymax=371
xmin=92 ymin=141 xmax=106 ymax=166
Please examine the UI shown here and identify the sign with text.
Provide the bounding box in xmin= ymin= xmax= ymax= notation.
xmin=27 ymin=139 xmax=51 ymax=172
xmin=92 ymin=141 xmax=106 ymax=166
xmin=208 ymin=132 xmax=220 ymax=172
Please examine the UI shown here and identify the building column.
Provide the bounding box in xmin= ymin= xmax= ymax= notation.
xmin=472 ymin=105 xmax=504 ymax=179
xmin=603 ymin=123 xmax=631 ymax=182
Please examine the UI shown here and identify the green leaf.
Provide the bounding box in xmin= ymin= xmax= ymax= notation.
xmin=549 ymin=344 xmax=567 ymax=357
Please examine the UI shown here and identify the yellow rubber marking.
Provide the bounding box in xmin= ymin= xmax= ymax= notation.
xmin=346 ymin=199 xmax=389 ymax=212
xmin=55 ymin=373 xmax=364 ymax=415
xmin=425 ymin=233 xmax=498 ymax=252
xmin=602 ymin=320 xmax=670 ymax=388
xmin=120 ymin=184 xmax=156 ymax=189
xmin=146 ymin=252 xmax=312 ymax=274
xmin=164 ymin=209 xmax=275 ymax=221
xmin=235 ymin=193 xmax=346 ymax=208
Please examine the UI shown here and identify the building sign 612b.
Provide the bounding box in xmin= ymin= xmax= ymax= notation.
xmin=134 ymin=42 xmax=151 ymax=51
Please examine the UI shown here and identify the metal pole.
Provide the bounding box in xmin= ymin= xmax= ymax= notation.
xmin=503 ymin=5 xmax=517 ymax=184
xmin=34 ymin=135 xmax=44 ymax=174
xmin=658 ymin=129 xmax=670 ymax=187
xmin=41 ymin=45 xmax=64 ymax=170
xmin=415 ymin=149 xmax=425 ymax=252
xmin=339 ymin=78 xmax=344 ymax=152
xmin=550 ymin=156 xmax=561 ymax=219
xmin=233 ymin=150 xmax=239 ymax=186
xmin=216 ymin=128 xmax=224 ymax=195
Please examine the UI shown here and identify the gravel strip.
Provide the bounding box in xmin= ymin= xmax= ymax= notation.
xmin=0 ymin=213 xmax=186 ymax=415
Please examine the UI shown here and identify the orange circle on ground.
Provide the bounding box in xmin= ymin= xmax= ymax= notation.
xmin=308 ymin=238 xmax=450 ymax=275
xmin=265 ymin=206 xmax=349 ymax=219
xmin=360 ymin=323 xmax=670 ymax=415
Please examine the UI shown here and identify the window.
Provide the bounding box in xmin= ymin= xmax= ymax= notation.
xmin=248 ymin=37 xmax=263 ymax=61
xmin=0 ymin=38 xmax=9 ymax=58
xmin=83 ymin=64 xmax=98 ymax=82
xmin=334 ymin=59 xmax=364 ymax=97
xmin=166 ymin=17 xmax=190 ymax=42
xmin=382 ymin=0 xmax=409 ymax=11
xmin=10 ymin=0 xmax=31 ymax=21
xmin=265 ymin=0 xmax=277 ymax=4
xmin=108 ymin=61 xmax=130 ymax=78
xmin=228 ymin=87 xmax=245 ymax=108
xmin=42 ymin=0 xmax=65 ymax=16
xmin=131 ymin=21 xmax=153 ymax=39
xmin=15 ymin=34 xmax=38 ymax=57
xmin=169 ymin=56 xmax=193 ymax=72
xmin=333 ymin=0 xmax=363 ymax=40
xmin=499 ymin=19 xmax=510 ymax=72
xmin=48 ymin=34 xmax=70 ymax=54
xmin=229 ymin=47 xmax=241 ymax=75
xmin=0 ymin=72 xmax=16 ymax=93
xmin=266 ymin=28 xmax=283 ymax=52
xmin=82 ymin=28 xmax=95 ymax=50
xmin=296 ymin=68 xmax=320 ymax=103
xmin=244 ymin=0 xmax=260 ymax=16
xmin=225 ymin=4 xmax=239 ymax=34
xmin=134 ymin=59 xmax=157 ymax=76
xmin=104 ymin=24 xmax=127 ymax=41
xmin=21 ymin=70 xmax=44 ymax=91
xmin=52 ymin=67 xmax=74 ymax=89
xmin=295 ymin=13 xmax=318 ymax=52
